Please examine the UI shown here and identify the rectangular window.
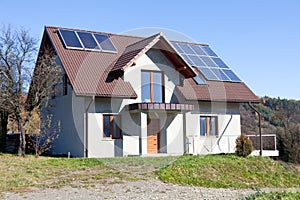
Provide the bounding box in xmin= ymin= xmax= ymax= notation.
xmin=63 ymin=74 xmax=68 ymax=96
xmin=103 ymin=114 xmax=122 ymax=139
xmin=200 ymin=116 xmax=217 ymax=136
xmin=141 ymin=71 xmax=164 ymax=103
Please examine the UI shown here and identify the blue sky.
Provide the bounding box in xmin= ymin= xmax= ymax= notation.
xmin=1 ymin=0 xmax=299 ymax=99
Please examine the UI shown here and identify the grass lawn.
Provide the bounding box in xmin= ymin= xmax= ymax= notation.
xmin=246 ymin=191 xmax=300 ymax=200
xmin=157 ymin=154 xmax=300 ymax=188
xmin=0 ymin=153 xmax=130 ymax=193
xmin=1 ymin=153 xmax=299 ymax=195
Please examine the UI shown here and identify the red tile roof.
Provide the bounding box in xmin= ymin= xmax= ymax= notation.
xmin=177 ymin=78 xmax=259 ymax=103
xmin=45 ymin=26 xmax=140 ymax=98
xmin=43 ymin=26 xmax=259 ymax=102
xmin=111 ymin=33 xmax=162 ymax=73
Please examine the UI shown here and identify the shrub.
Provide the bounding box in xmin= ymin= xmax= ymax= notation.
xmin=235 ymin=134 xmax=253 ymax=157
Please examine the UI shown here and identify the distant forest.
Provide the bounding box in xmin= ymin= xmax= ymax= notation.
xmin=240 ymin=96 xmax=300 ymax=163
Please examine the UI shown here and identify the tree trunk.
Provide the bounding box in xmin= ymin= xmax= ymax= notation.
xmin=0 ymin=111 xmax=8 ymax=152
xmin=17 ymin=115 xmax=26 ymax=157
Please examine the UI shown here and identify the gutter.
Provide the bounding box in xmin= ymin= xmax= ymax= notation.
xmin=85 ymin=96 xmax=95 ymax=158
xmin=248 ymin=102 xmax=262 ymax=156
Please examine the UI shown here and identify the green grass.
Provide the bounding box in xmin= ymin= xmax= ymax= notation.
xmin=0 ymin=154 xmax=129 ymax=193
xmin=101 ymin=156 xmax=178 ymax=179
xmin=246 ymin=191 xmax=300 ymax=200
xmin=156 ymin=154 xmax=300 ymax=188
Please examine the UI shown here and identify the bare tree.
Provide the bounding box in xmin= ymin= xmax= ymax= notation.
xmin=26 ymin=108 xmax=60 ymax=157
xmin=0 ymin=25 xmax=36 ymax=156
xmin=0 ymin=25 xmax=62 ymax=157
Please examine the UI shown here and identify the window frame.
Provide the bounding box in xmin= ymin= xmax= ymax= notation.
xmin=141 ymin=70 xmax=165 ymax=103
xmin=102 ymin=114 xmax=122 ymax=139
xmin=200 ymin=116 xmax=218 ymax=137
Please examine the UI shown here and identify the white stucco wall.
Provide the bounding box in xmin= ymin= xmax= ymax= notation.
xmin=166 ymin=113 xmax=184 ymax=154
xmin=46 ymin=84 xmax=85 ymax=157
xmin=186 ymin=102 xmax=242 ymax=155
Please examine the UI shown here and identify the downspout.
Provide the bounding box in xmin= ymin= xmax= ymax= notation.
xmin=85 ymin=96 xmax=95 ymax=158
xmin=248 ymin=102 xmax=262 ymax=156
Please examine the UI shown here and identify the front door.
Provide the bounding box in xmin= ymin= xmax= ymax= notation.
xmin=147 ymin=118 xmax=160 ymax=154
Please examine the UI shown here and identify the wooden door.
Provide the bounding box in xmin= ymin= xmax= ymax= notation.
xmin=147 ymin=118 xmax=160 ymax=154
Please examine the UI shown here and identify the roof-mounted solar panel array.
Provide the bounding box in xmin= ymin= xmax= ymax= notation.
xmin=58 ymin=29 xmax=117 ymax=53
xmin=171 ymin=42 xmax=241 ymax=83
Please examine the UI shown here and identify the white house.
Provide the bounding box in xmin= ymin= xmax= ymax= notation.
xmin=29 ymin=26 xmax=260 ymax=158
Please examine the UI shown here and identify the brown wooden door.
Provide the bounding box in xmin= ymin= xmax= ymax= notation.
xmin=147 ymin=118 xmax=160 ymax=154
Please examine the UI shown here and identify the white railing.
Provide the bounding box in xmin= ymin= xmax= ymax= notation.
xmin=186 ymin=134 xmax=278 ymax=156
xmin=247 ymin=134 xmax=277 ymax=151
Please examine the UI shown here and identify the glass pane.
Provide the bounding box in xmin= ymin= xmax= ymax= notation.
xmin=200 ymin=117 xmax=206 ymax=136
xmin=190 ymin=44 xmax=206 ymax=55
xmin=153 ymin=72 xmax=162 ymax=103
xmin=210 ymin=68 xmax=230 ymax=81
xmin=181 ymin=54 xmax=194 ymax=66
xmin=171 ymin=42 xmax=184 ymax=53
xmin=178 ymin=43 xmax=195 ymax=54
xmin=93 ymin=33 xmax=117 ymax=52
xmin=141 ymin=71 xmax=151 ymax=102
xmin=59 ymin=29 xmax=82 ymax=48
xmin=112 ymin=116 xmax=121 ymax=139
xmin=210 ymin=117 xmax=217 ymax=136
xmin=202 ymin=46 xmax=218 ymax=57
xmin=212 ymin=57 xmax=229 ymax=69
xmin=77 ymin=32 xmax=100 ymax=50
xmin=193 ymin=76 xmax=206 ymax=85
xmin=103 ymin=115 xmax=111 ymax=137
xmin=199 ymin=56 xmax=218 ymax=67
xmin=222 ymin=69 xmax=241 ymax=82
xmin=189 ymin=55 xmax=206 ymax=66
xmin=198 ymin=67 xmax=219 ymax=80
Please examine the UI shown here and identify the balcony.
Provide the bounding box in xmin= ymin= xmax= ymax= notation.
xmin=247 ymin=134 xmax=279 ymax=157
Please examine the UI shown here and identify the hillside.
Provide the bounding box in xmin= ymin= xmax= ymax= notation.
xmin=157 ymin=154 xmax=300 ymax=188
xmin=240 ymin=96 xmax=300 ymax=134
xmin=240 ymin=96 xmax=300 ymax=163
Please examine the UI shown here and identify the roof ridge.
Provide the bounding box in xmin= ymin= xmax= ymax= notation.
xmin=45 ymin=26 xmax=209 ymax=46
xmin=170 ymin=39 xmax=209 ymax=46
xmin=125 ymin=32 xmax=162 ymax=49
xmin=44 ymin=25 xmax=145 ymax=39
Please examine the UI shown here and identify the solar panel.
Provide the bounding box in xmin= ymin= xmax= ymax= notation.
xmin=171 ymin=42 xmax=184 ymax=54
xmin=222 ymin=69 xmax=241 ymax=82
xmin=181 ymin=54 xmax=194 ymax=66
xmin=190 ymin=44 xmax=206 ymax=55
xmin=212 ymin=57 xmax=229 ymax=69
xmin=193 ymin=76 xmax=206 ymax=85
xmin=58 ymin=29 xmax=83 ymax=49
xmin=94 ymin=34 xmax=117 ymax=52
xmin=171 ymin=41 xmax=242 ymax=82
xmin=197 ymin=67 xmax=219 ymax=80
xmin=77 ymin=32 xmax=100 ymax=50
xmin=177 ymin=43 xmax=195 ymax=54
xmin=210 ymin=68 xmax=230 ymax=81
xmin=202 ymin=46 xmax=218 ymax=57
xmin=189 ymin=55 xmax=206 ymax=66
xmin=58 ymin=29 xmax=117 ymax=53
xmin=199 ymin=56 xmax=218 ymax=67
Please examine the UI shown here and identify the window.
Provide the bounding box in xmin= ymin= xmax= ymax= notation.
xmin=63 ymin=74 xmax=68 ymax=96
xmin=141 ymin=71 xmax=164 ymax=103
xmin=200 ymin=116 xmax=217 ymax=136
xmin=103 ymin=114 xmax=122 ymax=139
